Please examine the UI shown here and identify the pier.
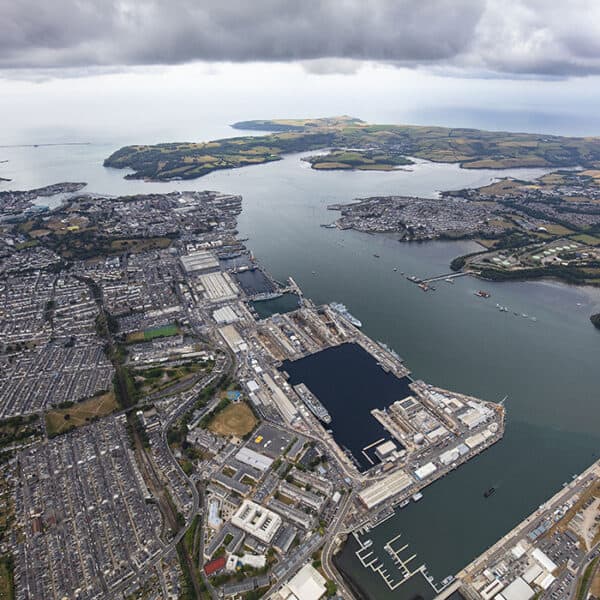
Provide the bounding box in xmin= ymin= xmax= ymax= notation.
xmin=421 ymin=272 xmax=470 ymax=284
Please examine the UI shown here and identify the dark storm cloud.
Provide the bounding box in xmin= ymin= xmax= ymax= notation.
xmin=2 ymin=0 xmax=600 ymax=77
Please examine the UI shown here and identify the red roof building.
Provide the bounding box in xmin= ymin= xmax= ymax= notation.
xmin=204 ymin=556 xmax=227 ymax=576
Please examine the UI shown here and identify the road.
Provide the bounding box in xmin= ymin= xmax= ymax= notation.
xmin=321 ymin=491 xmax=358 ymax=600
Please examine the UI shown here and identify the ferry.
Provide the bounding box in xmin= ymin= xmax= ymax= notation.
xmin=412 ymin=492 xmax=424 ymax=502
xmin=330 ymin=302 xmax=362 ymax=328
xmin=474 ymin=290 xmax=491 ymax=298
xmin=398 ymin=499 xmax=410 ymax=509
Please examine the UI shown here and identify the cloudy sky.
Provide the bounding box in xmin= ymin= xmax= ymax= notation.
xmin=2 ymin=0 xmax=600 ymax=143
xmin=3 ymin=0 xmax=600 ymax=76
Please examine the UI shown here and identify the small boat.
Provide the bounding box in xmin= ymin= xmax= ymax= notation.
xmin=484 ymin=487 xmax=495 ymax=498
xmin=393 ymin=267 xmax=398 ymax=272
xmin=445 ymin=278 xmax=454 ymax=284
xmin=311 ymin=271 xmax=316 ymax=275
xmin=373 ymin=254 xmax=380 ymax=258
xmin=412 ymin=492 xmax=423 ymax=502
xmin=474 ymin=290 xmax=491 ymax=298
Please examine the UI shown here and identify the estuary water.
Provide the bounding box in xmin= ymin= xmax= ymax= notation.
xmin=2 ymin=138 xmax=600 ymax=599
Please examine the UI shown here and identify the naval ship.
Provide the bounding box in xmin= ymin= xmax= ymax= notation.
xmin=330 ymin=302 xmax=362 ymax=328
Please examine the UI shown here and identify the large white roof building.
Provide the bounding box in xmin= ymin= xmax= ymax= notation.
xmin=278 ymin=563 xmax=327 ymax=600
xmin=231 ymin=500 xmax=282 ymax=544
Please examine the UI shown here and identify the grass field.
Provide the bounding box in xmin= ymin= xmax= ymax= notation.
xmin=572 ymin=233 xmax=600 ymax=246
xmin=208 ymin=401 xmax=257 ymax=437
xmin=46 ymin=392 xmax=118 ymax=436
xmin=0 ymin=557 xmax=14 ymax=600
xmin=126 ymin=323 xmax=180 ymax=343
xmin=543 ymin=224 xmax=575 ymax=235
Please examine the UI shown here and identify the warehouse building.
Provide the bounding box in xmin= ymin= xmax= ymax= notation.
xmin=375 ymin=440 xmax=398 ymax=461
xmin=213 ymin=305 xmax=241 ymax=324
xmin=494 ymin=577 xmax=535 ymax=600
xmin=180 ymin=250 xmax=219 ymax=273
xmin=358 ymin=470 xmax=414 ymax=509
xmin=197 ymin=272 xmax=239 ymax=302
xmin=235 ymin=447 xmax=274 ymax=472
xmin=414 ymin=462 xmax=437 ymax=481
xmin=219 ymin=324 xmax=246 ymax=353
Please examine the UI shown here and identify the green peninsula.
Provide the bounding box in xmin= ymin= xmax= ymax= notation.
xmin=104 ymin=116 xmax=600 ymax=181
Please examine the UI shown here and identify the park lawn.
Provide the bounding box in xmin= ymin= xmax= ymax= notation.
xmin=133 ymin=362 xmax=204 ymax=395
xmin=46 ymin=392 xmax=118 ymax=436
xmin=208 ymin=401 xmax=257 ymax=437
xmin=110 ymin=237 xmax=172 ymax=253
xmin=144 ymin=324 xmax=179 ymax=340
